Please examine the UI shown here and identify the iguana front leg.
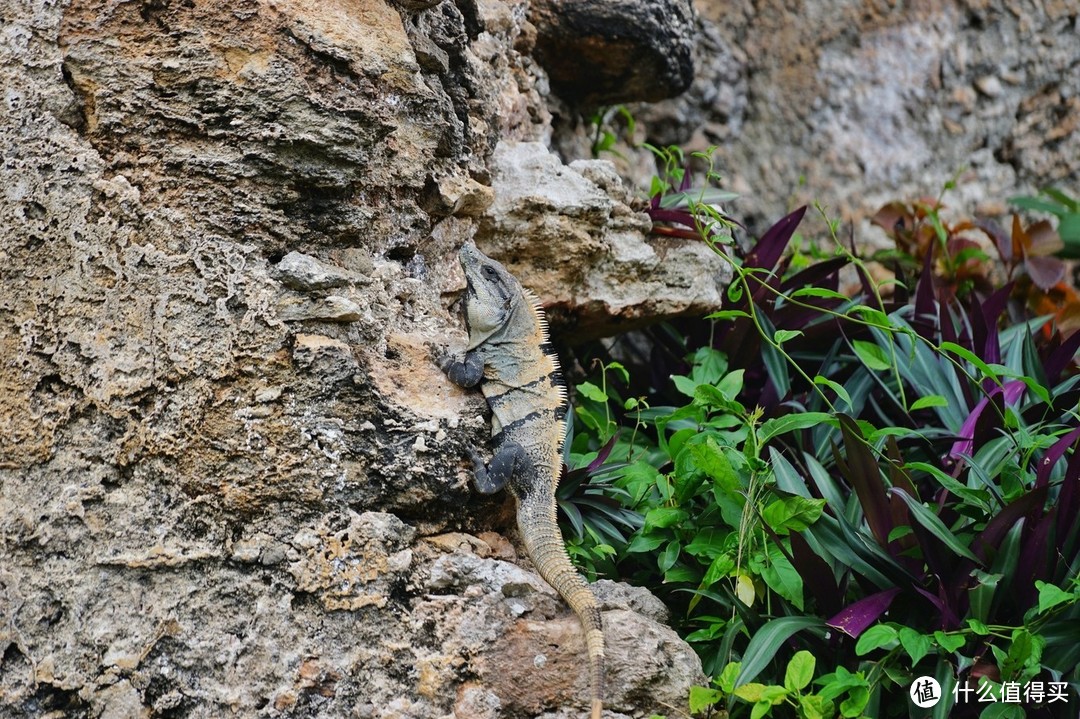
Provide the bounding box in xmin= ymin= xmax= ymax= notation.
xmin=432 ymin=343 xmax=523 ymax=495
xmin=431 ymin=344 xmax=484 ymax=388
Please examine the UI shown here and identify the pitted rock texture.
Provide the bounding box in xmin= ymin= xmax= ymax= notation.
xmin=417 ymin=540 xmax=705 ymax=719
xmin=1 ymin=0 xmax=706 ymax=717
xmin=476 ymin=141 xmax=733 ymax=339
xmin=556 ymin=0 xmax=1079 ymax=238
xmin=529 ymin=0 xmax=696 ymax=106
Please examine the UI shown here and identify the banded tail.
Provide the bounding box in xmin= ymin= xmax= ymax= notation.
xmin=518 ymin=492 xmax=604 ymax=718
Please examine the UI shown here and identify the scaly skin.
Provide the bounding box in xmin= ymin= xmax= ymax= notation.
xmin=436 ymin=241 xmax=605 ymax=719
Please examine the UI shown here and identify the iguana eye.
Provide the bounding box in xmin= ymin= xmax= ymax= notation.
xmin=482 ymin=265 xmax=498 ymax=279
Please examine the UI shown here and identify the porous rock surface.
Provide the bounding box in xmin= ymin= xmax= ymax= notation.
xmin=528 ymin=0 xmax=696 ymax=106
xmin=555 ymin=0 xmax=1080 ymax=236
xmin=477 ymin=142 xmax=733 ymax=339
xmin=0 ymin=0 xmax=707 ymax=718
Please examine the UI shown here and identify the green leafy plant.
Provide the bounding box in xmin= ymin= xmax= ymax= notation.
xmin=588 ymin=105 xmax=637 ymax=159
xmin=564 ymin=185 xmax=1080 ymax=717
xmin=691 ymin=652 xmax=872 ymax=719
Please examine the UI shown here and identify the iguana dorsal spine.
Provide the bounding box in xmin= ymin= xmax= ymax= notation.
xmin=438 ymin=241 xmax=605 ymax=719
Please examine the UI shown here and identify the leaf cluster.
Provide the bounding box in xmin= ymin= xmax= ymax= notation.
xmin=562 ymin=187 xmax=1080 ymax=718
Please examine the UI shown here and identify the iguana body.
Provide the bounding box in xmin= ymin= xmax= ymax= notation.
xmin=437 ymin=241 xmax=605 ymax=719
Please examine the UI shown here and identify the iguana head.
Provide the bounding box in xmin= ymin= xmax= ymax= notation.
xmin=458 ymin=241 xmax=522 ymax=350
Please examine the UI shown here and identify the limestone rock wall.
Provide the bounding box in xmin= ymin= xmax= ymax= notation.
xmin=554 ymin=0 xmax=1080 ymax=234
xmin=0 ymin=0 xmax=707 ymax=717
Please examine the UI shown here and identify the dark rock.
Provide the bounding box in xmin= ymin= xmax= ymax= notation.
xmin=529 ymin=0 xmax=695 ymax=106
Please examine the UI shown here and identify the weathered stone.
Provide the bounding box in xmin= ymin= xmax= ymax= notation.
xmin=576 ymin=1 xmax=1080 ymax=239
xmin=529 ymin=0 xmax=696 ymax=106
xmin=278 ymin=295 xmax=365 ymax=322
xmin=593 ymin=579 xmax=671 ymax=623
xmin=477 ymin=141 xmax=732 ymax=338
xmin=288 ymin=511 xmax=415 ymax=610
xmin=16 ymin=0 xmax=1072 ymax=716
xmin=413 ymin=539 xmax=705 ymax=718
xmin=275 ymin=251 xmax=364 ymax=291
xmin=974 ymin=74 xmax=1004 ymax=98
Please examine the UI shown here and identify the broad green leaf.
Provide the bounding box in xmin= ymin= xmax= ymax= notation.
xmin=789 ymin=286 xmax=850 ymax=300
xmin=760 ymin=546 xmax=804 ymax=610
xmin=784 ymin=650 xmax=815 ymax=691
xmin=735 ymin=573 xmax=756 ymax=606
xmin=940 ymin=341 xmax=1000 ymax=384
xmin=761 ymin=496 xmax=826 ymax=534
xmin=690 ymin=346 xmax=729 ymax=385
xmin=762 ymin=685 xmax=789 ymax=704
xmin=968 ymin=569 xmax=1002 ymax=623
xmin=706 ymin=309 xmax=752 ymax=321
xmin=1006 ymin=628 xmax=1044 ymax=670
xmin=617 ymin=461 xmax=663 ymax=505
xmin=855 ymin=624 xmax=898 ymax=655
xmin=852 ymin=340 xmax=891 ymax=371
xmin=626 ymin=532 xmax=666 ymax=553
xmin=684 ymin=528 xmax=729 ymax=559
xmin=934 ymin=630 xmax=966 ymax=653
xmin=671 ymin=374 xmax=698 ymax=398
xmin=910 ymin=395 xmax=949 ymax=411
xmin=657 ymin=540 xmax=680 ymax=573
xmin=899 ymin=627 xmax=932 ymax=665
xmin=759 ymin=412 xmax=834 ymax=445
xmin=664 ymin=566 xmax=700 ymax=584
xmin=717 ymin=661 xmax=742 ymax=693
xmin=887 ymin=526 xmax=913 ymax=542
xmin=750 ymin=700 xmax=772 ymax=719
xmin=773 ymin=329 xmax=803 ymax=345
xmin=643 ymin=506 xmax=688 ymax=531
xmin=800 ymin=694 xmax=832 ymax=719
xmin=818 ymin=666 xmax=866 ymax=699
xmin=733 ymin=683 xmax=769 ymax=702
xmin=693 ymin=383 xmax=731 ymax=408
xmin=904 ymin=461 xmax=992 ymax=512
xmin=576 ymin=381 xmax=608 ymax=403
xmin=889 ymin=488 xmax=980 ymax=562
xmin=1059 ymin=213 xmax=1080 ymax=244
xmin=660 ymin=188 xmax=741 ymax=209
xmin=688 ymin=686 xmax=724 ymax=713
xmin=1035 ymin=580 xmax=1075 ymax=614
xmin=667 ymin=428 xmax=698 ymax=467
xmin=968 ymin=619 xmax=990 ymax=635
xmin=718 ymin=369 xmax=746 ymax=400
xmin=574 ymin=406 xmax=606 ymax=435
xmin=1010 ymin=196 xmax=1065 ymax=214
xmin=1041 ymin=187 xmax=1079 ymax=211
xmin=735 ymin=616 xmax=825 ymax=686
xmin=604 ymin=360 xmax=629 ymax=384
xmin=853 ymin=306 xmax=891 ymax=328
xmin=839 ymin=686 xmax=869 ymax=717
xmin=814 ymin=375 xmax=852 ymax=407
xmin=979 ymin=704 xmax=1025 ymax=719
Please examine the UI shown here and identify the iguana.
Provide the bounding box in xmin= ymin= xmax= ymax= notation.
xmin=435 ymin=241 xmax=605 ymax=719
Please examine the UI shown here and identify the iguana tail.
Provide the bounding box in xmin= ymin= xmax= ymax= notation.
xmin=517 ymin=493 xmax=605 ymax=718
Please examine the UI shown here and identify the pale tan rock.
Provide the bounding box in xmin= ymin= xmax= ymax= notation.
xmin=477 ymin=141 xmax=732 ymax=337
